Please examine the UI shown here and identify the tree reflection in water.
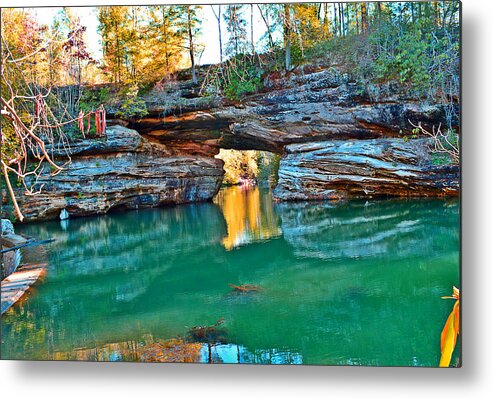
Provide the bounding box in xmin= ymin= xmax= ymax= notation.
xmin=214 ymin=186 xmax=281 ymax=250
xmin=51 ymin=336 xmax=302 ymax=364
xmin=3 ymin=189 xmax=459 ymax=366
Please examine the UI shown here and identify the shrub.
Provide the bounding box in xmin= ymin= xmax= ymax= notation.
xmin=223 ymin=57 xmax=263 ymax=101
xmin=304 ymin=15 xmax=459 ymax=118
xmin=224 ymin=72 xmax=262 ymax=101
xmin=201 ymin=55 xmax=263 ymax=101
xmin=115 ymin=85 xmax=148 ymax=119
xmin=79 ymin=86 xmax=110 ymax=113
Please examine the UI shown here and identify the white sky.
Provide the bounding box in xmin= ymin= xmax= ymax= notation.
xmin=28 ymin=4 xmax=273 ymax=66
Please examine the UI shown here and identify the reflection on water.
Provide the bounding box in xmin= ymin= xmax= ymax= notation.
xmin=1 ymin=187 xmax=460 ymax=366
xmin=50 ymin=336 xmax=302 ymax=364
xmin=214 ymin=186 xmax=281 ymax=250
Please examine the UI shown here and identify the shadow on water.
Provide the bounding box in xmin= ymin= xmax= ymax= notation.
xmin=2 ymin=187 xmax=459 ymax=366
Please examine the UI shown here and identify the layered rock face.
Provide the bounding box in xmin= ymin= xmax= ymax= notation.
xmin=3 ymin=68 xmax=459 ymax=222
xmin=130 ymin=68 xmax=459 ymax=201
xmin=13 ymin=126 xmax=224 ymax=221
xmin=133 ymin=69 xmax=457 ymax=153
xmin=274 ymin=139 xmax=459 ymax=200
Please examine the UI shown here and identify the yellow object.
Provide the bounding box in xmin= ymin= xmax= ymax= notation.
xmin=439 ymin=287 xmax=460 ymax=367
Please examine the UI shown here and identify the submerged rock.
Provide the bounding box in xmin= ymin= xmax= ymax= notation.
xmin=187 ymin=318 xmax=227 ymax=344
xmin=228 ymin=283 xmax=261 ymax=293
xmin=140 ymin=338 xmax=203 ymax=363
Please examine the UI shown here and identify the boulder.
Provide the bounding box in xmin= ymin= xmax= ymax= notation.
xmin=60 ymin=209 xmax=70 ymax=220
xmin=1 ymin=233 xmax=28 ymax=248
xmin=1 ymin=219 xmax=14 ymax=235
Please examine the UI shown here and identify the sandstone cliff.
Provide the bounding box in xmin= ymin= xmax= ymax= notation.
xmin=9 ymin=126 xmax=224 ymax=221
xmin=2 ymin=68 xmax=459 ymax=222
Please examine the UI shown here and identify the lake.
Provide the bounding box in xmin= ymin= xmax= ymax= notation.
xmin=1 ymin=186 xmax=460 ymax=366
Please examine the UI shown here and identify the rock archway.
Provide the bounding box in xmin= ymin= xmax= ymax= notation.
xmin=127 ymin=68 xmax=459 ymax=201
xmin=3 ymin=69 xmax=459 ymax=222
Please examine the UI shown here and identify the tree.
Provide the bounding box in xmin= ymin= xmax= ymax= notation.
xmin=55 ymin=8 xmax=94 ymax=117
xmin=98 ymin=5 xmax=187 ymax=85
xmin=177 ymin=5 xmax=201 ymax=84
xmin=147 ymin=5 xmax=184 ymax=79
xmin=292 ymin=3 xmax=323 ymax=58
xmin=98 ymin=6 xmax=129 ymax=83
xmin=283 ymin=4 xmax=292 ymax=70
xmin=224 ymin=4 xmax=248 ymax=57
xmin=187 ymin=7 xmax=198 ymax=84
xmin=1 ymin=9 xmax=78 ymax=221
xmin=59 ymin=9 xmax=93 ymax=88
xmin=361 ymin=2 xmax=369 ymax=32
xmin=322 ymin=3 xmax=330 ymax=39
xmin=250 ymin=4 xmax=255 ymax=55
xmin=257 ymin=4 xmax=275 ymax=50
xmin=211 ymin=5 xmax=223 ymax=64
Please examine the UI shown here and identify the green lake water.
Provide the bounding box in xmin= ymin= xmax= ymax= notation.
xmin=1 ymin=186 xmax=460 ymax=366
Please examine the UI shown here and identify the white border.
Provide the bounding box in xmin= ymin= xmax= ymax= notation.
xmin=1 ymin=0 xmax=492 ymax=397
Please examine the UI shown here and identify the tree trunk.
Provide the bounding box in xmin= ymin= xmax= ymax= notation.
xmin=339 ymin=3 xmax=344 ymax=36
xmin=162 ymin=7 xmax=169 ymax=73
xmin=323 ymin=3 xmax=329 ymax=38
xmin=356 ymin=3 xmax=360 ymax=34
xmin=361 ymin=2 xmax=368 ymax=32
xmin=258 ymin=5 xmax=274 ymax=49
xmin=187 ymin=7 xmax=197 ymax=85
xmin=233 ymin=7 xmax=239 ymax=56
xmin=211 ymin=5 xmax=223 ymax=64
xmin=284 ymin=4 xmax=291 ymax=71
xmin=116 ymin=26 xmax=121 ymax=84
xmin=218 ymin=7 xmax=223 ymax=64
xmin=250 ymin=4 xmax=255 ymax=55
xmin=333 ymin=3 xmax=338 ymax=37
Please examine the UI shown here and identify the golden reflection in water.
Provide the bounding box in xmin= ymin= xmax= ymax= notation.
xmin=53 ymin=336 xmax=203 ymax=362
xmin=214 ymin=186 xmax=281 ymax=250
xmin=51 ymin=337 xmax=302 ymax=364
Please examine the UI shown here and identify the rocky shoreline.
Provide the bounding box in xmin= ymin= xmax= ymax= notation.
xmin=5 ymin=126 xmax=224 ymax=222
xmin=274 ymin=138 xmax=459 ymax=201
xmin=1 ymin=68 xmax=459 ymax=222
